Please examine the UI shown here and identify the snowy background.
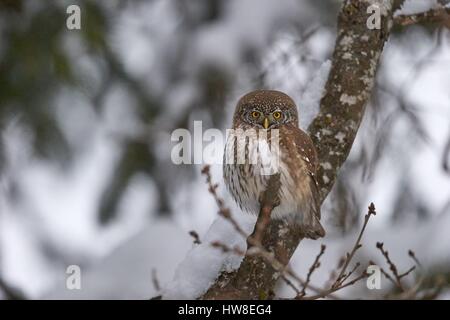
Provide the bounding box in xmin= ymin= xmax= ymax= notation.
xmin=0 ymin=0 xmax=450 ymax=299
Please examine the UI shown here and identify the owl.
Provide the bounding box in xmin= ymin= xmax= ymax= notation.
xmin=223 ymin=90 xmax=325 ymax=239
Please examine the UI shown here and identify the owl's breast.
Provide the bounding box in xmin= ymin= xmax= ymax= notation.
xmin=223 ymin=135 xmax=310 ymax=219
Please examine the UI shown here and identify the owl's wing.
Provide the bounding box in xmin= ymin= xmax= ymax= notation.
xmin=308 ymin=171 xmax=321 ymax=220
xmin=292 ymin=127 xmax=321 ymax=220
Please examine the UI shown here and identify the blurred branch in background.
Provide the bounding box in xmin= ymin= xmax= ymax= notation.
xmin=0 ymin=277 xmax=27 ymax=300
xmin=444 ymin=133 xmax=450 ymax=174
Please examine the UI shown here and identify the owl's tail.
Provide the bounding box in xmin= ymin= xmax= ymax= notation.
xmin=302 ymin=217 xmax=326 ymax=240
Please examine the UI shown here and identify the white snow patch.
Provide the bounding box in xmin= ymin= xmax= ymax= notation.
xmin=340 ymin=36 xmax=354 ymax=48
xmin=340 ymin=93 xmax=358 ymax=106
xmin=343 ymin=52 xmax=353 ymax=60
xmin=163 ymin=214 xmax=256 ymax=299
xmin=395 ymin=0 xmax=441 ymax=16
xmin=335 ymin=132 xmax=346 ymax=143
xmin=321 ymin=162 xmax=333 ymax=170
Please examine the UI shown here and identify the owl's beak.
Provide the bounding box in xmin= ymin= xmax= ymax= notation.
xmin=263 ymin=117 xmax=270 ymax=129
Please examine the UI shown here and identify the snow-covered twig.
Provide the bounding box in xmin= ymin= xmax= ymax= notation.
xmin=395 ymin=6 xmax=450 ymax=27
xmin=298 ymin=244 xmax=326 ymax=298
xmin=375 ymin=242 xmax=418 ymax=291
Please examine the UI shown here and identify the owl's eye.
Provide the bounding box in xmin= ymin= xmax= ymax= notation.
xmin=251 ymin=111 xmax=260 ymax=118
xmin=273 ymin=111 xmax=282 ymax=119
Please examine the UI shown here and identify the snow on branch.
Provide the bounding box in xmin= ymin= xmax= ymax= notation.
xmin=394 ymin=1 xmax=450 ymax=27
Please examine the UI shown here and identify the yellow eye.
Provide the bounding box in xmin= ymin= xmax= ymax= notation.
xmin=251 ymin=111 xmax=260 ymax=118
xmin=273 ymin=111 xmax=282 ymax=119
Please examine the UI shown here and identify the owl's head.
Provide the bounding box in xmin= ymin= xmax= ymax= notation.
xmin=233 ymin=90 xmax=299 ymax=129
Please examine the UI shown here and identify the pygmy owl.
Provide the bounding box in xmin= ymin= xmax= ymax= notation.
xmin=223 ymin=90 xmax=325 ymax=239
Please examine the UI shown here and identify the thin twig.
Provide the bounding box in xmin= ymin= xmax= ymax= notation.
xmin=408 ymin=250 xmax=422 ymax=268
xmin=189 ymin=230 xmax=201 ymax=245
xmin=376 ymin=242 xmax=404 ymax=291
xmin=201 ymin=165 xmax=248 ymax=238
xmin=339 ymin=262 xmax=361 ymax=285
xmin=299 ymin=271 xmax=368 ymax=300
xmin=369 ymin=259 xmax=397 ymax=288
xmin=298 ymin=244 xmax=326 ymax=297
xmin=281 ymin=275 xmax=302 ymax=296
xmin=332 ymin=203 xmax=376 ymax=288
xmin=151 ymin=268 xmax=161 ymax=292
xmin=398 ymin=266 xmax=416 ymax=280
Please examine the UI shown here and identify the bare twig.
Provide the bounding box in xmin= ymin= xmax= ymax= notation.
xmin=339 ymin=262 xmax=361 ymax=285
xmin=298 ymin=244 xmax=326 ymax=298
xmin=189 ymin=230 xmax=201 ymax=245
xmin=201 ymin=165 xmax=248 ymax=239
xmin=151 ymin=268 xmax=161 ymax=293
xmin=376 ymin=242 xmax=405 ymax=291
xmin=408 ymin=250 xmax=422 ymax=268
xmin=299 ymin=270 xmax=368 ymax=300
xmin=296 ymin=204 xmax=378 ymax=300
xmin=326 ymin=256 xmax=346 ymax=287
xmin=280 ymin=275 xmax=302 ymax=296
xmin=369 ymin=259 xmax=398 ymax=287
xmin=398 ymin=266 xmax=416 ymax=279
xmin=332 ymin=203 xmax=376 ymax=289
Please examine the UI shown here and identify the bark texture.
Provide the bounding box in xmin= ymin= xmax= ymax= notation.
xmin=203 ymin=0 xmax=394 ymax=300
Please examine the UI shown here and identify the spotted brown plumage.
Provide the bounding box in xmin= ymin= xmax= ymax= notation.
xmin=223 ymin=89 xmax=325 ymax=239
